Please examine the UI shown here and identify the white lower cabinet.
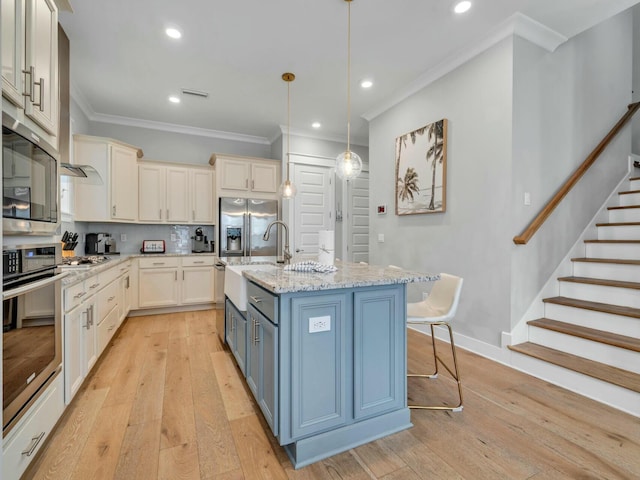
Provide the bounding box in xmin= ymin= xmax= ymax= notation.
xmin=137 ymin=255 xmax=215 ymax=308
xmin=63 ymin=261 xmax=130 ymax=404
xmin=2 ymin=374 xmax=64 ymax=480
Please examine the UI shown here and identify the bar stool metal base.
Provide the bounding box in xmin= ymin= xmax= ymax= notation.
xmin=408 ymin=322 xmax=463 ymax=412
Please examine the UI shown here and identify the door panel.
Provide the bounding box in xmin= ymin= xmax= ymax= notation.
xmin=347 ymin=172 xmax=369 ymax=263
xmin=292 ymin=164 xmax=334 ymax=260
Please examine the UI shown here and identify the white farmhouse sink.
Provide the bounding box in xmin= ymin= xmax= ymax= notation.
xmin=224 ymin=264 xmax=276 ymax=311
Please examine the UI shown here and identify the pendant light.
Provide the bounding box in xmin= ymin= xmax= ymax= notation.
xmin=279 ymin=72 xmax=297 ymax=199
xmin=335 ymin=0 xmax=362 ymax=181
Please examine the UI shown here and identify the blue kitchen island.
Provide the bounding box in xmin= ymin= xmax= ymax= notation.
xmin=223 ymin=260 xmax=438 ymax=468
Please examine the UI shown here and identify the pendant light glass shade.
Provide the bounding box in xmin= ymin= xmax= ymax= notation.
xmin=279 ymin=72 xmax=296 ymax=199
xmin=336 ymin=0 xmax=361 ymax=181
xmin=278 ymin=176 xmax=297 ymax=198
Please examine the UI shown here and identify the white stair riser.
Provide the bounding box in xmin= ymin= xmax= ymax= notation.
xmin=559 ymin=282 xmax=640 ymax=309
xmin=528 ymin=328 xmax=640 ymax=374
xmin=619 ymin=193 xmax=640 ymax=206
xmin=608 ymin=208 xmax=640 ymax=223
xmin=510 ymin=352 xmax=640 ymax=417
xmin=585 ymin=243 xmax=640 ymax=259
xmin=630 ymin=179 xmax=640 ymax=189
xmin=597 ymin=224 xmax=640 ymax=240
xmin=543 ymin=303 xmax=640 ymax=337
xmin=572 ymin=261 xmax=640 ymax=283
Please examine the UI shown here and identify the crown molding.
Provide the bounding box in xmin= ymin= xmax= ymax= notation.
xmin=362 ymin=13 xmax=567 ymax=122
xmin=275 ymin=124 xmax=368 ymax=148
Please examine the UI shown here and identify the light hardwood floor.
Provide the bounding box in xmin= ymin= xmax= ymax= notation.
xmin=24 ymin=310 xmax=640 ymax=480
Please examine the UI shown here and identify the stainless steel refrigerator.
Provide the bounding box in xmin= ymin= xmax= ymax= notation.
xmin=219 ymin=197 xmax=278 ymax=257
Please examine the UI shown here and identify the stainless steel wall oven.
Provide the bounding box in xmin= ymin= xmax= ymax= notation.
xmin=2 ymin=112 xmax=59 ymax=235
xmin=2 ymin=243 xmax=66 ymax=434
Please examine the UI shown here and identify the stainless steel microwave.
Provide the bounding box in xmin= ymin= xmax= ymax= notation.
xmin=2 ymin=113 xmax=60 ymax=235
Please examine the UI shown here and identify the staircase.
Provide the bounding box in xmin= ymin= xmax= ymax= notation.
xmin=509 ymin=174 xmax=640 ymax=414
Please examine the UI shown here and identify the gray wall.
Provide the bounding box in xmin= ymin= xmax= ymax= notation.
xmin=88 ymin=122 xmax=272 ymax=165
xmin=510 ymin=11 xmax=633 ymax=327
xmin=633 ymin=4 xmax=640 ymax=155
xmin=369 ymin=39 xmax=515 ymax=346
xmin=368 ymin=9 xmax=634 ymax=347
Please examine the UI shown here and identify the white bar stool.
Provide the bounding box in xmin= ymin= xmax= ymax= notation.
xmin=406 ymin=273 xmax=464 ymax=411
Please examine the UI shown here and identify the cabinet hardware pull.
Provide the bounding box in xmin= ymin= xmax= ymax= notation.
xmin=193 ymin=261 xmax=204 ymax=264
xmin=182 ymin=271 xmax=185 ymax=281
xmin=21 ymin=432 xmax=45 ymax=456
xmin=89 ymin=305 xmax=95 ymax=326
xmin=252 ymin=180 xmax=255 ymax=190
xmin=108 ymin=296 xmax=115 ymax=301
xmin=152 ymin=262 xmax=164 ymax=266
xmin=159 ymin=209 xmax=162 ymax=219
xmin=166 ymin=209 xmax=169 ymax=219
xmin=245 ymin=179 xmax=248 ymax=188
xmin=249 ymin=296 xmax=262 ymax=303
xmin=33 ymin=77 xmax=44 ymax=110
xmin=90 ymin=283 xmax=100 ymax=289
xmin=108 ymin=325 xmax=115 ymax=331
xmin=192 ymin=210 xmax=195 ymax=220
xmin=22 ymin=66 xmax=35 ymax=102
xmin=175 ymin=271 xmax=177 ymax=281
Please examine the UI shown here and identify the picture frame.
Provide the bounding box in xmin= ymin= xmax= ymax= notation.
xmin=395 ymin=118 xmax=448 ymax=215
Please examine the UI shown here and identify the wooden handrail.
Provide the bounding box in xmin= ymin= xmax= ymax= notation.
xmin=514 ymin=102 xmax=640 ymax=245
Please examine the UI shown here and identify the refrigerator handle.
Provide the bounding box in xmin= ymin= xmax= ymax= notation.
xmin=247 ymin=213 xmax=252 ymax=257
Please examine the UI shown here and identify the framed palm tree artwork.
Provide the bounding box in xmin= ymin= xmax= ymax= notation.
xmin=395 ymin=118 xmax=448 ymax=215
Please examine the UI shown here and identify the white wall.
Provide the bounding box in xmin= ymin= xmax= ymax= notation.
xmin=511 ymin=10 xmax=633 ymax=326
xmin=369 ymin=39 xmax=515 ymax=346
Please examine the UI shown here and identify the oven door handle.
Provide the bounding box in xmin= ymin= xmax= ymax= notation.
xmin=2 ymin=271 xmax=70 ymax=300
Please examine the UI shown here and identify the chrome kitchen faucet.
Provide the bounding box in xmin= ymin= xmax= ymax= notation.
xmin=263 ymin=220 xmax=292 ymax=265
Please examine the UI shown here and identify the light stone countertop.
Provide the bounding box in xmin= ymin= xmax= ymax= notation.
xmin=238 ymin=260 xmax=439 ymax=294
xmin=60 ymin=252 xmax=217 ymax=286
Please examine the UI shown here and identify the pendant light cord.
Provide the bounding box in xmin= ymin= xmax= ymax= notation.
xmin=287 ymin=79 xmax=291 ymax=181
xmin=346 ymin=0 xmax=351 ymax=153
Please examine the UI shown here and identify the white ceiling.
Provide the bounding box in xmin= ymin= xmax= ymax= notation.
xmin=59 ymin=0 xmax=639 ymax=147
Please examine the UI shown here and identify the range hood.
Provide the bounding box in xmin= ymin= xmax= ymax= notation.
xmin=60 ymin=163 xmax=103 ymax=184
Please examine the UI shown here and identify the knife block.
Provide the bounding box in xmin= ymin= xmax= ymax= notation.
xmin=61 ymin=242 xmax=76 ymax=257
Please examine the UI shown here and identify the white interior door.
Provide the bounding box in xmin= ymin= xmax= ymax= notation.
xmin=291 ymin=163 xmax=335 ymax=260
xmin=347 ymin=172 xmax=369 ymax=263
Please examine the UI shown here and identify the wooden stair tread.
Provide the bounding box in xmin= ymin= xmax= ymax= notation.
xmin=543 ymin=296 xmax=640 ymax=319
xmin=608 ymin=205 xmax=640 ymax=210
xmin=528 ymin=318 xmax=640 ymax=352
xmin=508 ymin=342 xmax=640 ymax=393
xmin=571 ymin=257 xmax=640 ymax=265
xmin=584 ymin=239 xmax=640 ymax=244
xmin=557 ymin=276 xmax=640 ymax=290
xmin=619 ymin=190 xmax=640 ymax=195
xmin=630 ymin=176 xmax=640 ymax=181
xmin=595 ymin=221 xmax=640 ymax=227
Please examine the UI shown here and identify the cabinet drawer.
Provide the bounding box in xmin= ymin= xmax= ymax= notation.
xmin=2 ymin=375 xmax=64 ymax=480
xmin=101 ymin=263 xmax=122 ymax=285
xmin=138 ymin=256 xmax=179 ymax=269
xmin=182 ymin=256 xmax=215 ymax=267
xmin=64 ymin=281 xmax=87 ymax=312
xmin=85 ymin=273 xmax=103 ymax=295
xmin=97 ymin=280 xmax=119 ymax=322
xmin=97 ymin=307 xmax=118 ymax=354
xmin=247 ymin=281 xmax=277 ymax=324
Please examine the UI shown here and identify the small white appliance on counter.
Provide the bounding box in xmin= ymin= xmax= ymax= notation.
xmin=140 ymin=240 xmax=165 ymax=254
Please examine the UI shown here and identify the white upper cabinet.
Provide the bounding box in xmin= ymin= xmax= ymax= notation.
xmin=73 ymin=135 xmax=140 ymax=222
xmin=213 ymin=154 xmax=280 ymax=199
xmin=1 ymin=0 xmax=58 ymax=136
xmin=138 ymin=162 xmax=214 ymax=224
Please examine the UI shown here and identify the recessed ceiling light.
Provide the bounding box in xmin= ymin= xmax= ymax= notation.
xmin=165 ymin=27 xmax=182 ymax=39
xmin=454 ymin=1 xmax=471 ymax=14
xmin=168 ymin=95 xmax=180 ymax=104
xmin=360 ymin=80 xmax=373 ymax=89
xmin=312 ymin=122 xmax=321 ymax=129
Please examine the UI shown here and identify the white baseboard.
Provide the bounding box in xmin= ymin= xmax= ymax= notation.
xmin=128 ymin=302 xmax=217 ymax=317
xmin=409 ymin=325 xmax=640 ymax=418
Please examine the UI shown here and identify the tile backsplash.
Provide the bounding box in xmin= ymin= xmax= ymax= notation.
xmin=73 ymin=222 xmax=215 ymax=255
